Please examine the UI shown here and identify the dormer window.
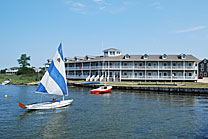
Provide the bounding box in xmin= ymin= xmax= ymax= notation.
xmin=124 ymin=54 xmax=130 ymax=59
xmin=74 ymin=57 xmax=78 ymax=61
xmin=103 ymin=48 xmax=122 ymax=57
xmin=104 ymin=52 xmax=108 ymax=56
xmin=143 ymin=54 xmax=148 ymax=59
xmin=85 ymin=56 xmax=88 ymax=61
xmin=181 ymin=54 xmax=186 ymax=59
xmin=162 ymin=54 xmax=167 ymax=59
xmin=110 ymin=51 xmax=115 ymax=55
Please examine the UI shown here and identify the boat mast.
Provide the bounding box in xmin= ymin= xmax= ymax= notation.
xmin=62 ymin=41 xmax=67 ymax=101
xmin=102 ymin=41 xmax=106 ymax=86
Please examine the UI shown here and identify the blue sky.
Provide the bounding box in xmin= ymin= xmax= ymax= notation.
xmin=1 ymin=0 xmax=208 ymax=69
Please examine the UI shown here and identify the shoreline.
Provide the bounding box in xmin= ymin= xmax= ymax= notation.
xmin=70 ymin=83 xmax=208 ymax=95
xmin=4 ymin=82 xmax=208 ymax=95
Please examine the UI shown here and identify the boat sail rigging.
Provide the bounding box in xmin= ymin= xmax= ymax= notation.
xmin=90 ymin=41 xmax=112 ymax=94
xmin=19 ymin=43 xmax=73 ymax=110
xmin=35 ymin=43 xmax=68 ymax=97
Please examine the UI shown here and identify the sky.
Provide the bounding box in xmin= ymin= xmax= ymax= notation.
xmin=1 ymin=0 xmax=208 ymax=69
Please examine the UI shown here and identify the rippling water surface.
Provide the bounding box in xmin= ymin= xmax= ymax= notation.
xmin=1 ymin=85 xmax=208 ymax=138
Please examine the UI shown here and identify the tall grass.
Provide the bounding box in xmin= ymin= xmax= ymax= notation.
xmin=0 ymin=73 xmax=43 ymax=84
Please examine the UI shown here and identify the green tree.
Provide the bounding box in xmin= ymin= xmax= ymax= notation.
xmin=17 ymin=54 xmax=31 ymax=67
xmin=0 ymin=68 xmax=7 ymax=74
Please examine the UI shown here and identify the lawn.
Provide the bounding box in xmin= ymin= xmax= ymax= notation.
xmin=69 ymin=80 xmax=208 ymax=88
xmin=0 ymin=74 xmax=42 ymax=84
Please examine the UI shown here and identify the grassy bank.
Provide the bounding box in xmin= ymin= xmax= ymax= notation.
xmin=0 ymin=74 xmax=42 ymax=84
xmin=106 ymin=82 xmax=208 ymax=88
xmin=1 ymin=74 xmax=208 ymax=88
xmin=69 ymin=80 xmax=208 ymax=88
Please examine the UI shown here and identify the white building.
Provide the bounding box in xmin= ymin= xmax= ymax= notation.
xmin=64 ymin=48 xmax=199 ymax=82
xmin=6 ymin=67 xmax=19 ymax=74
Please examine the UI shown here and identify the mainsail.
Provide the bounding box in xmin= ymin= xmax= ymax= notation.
xmin=35 ymin=43 xmax=68 ymax=96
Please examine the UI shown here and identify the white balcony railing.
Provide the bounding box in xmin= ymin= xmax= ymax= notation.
xmin=121 ymin=75 xmax=197 ymax=80
xmin=66 ymin=75 xmax=89 ymax=79
xmin=66 ymin=74 xmax=197 ymax=80
xmin=65 ymin=66 xmax=197 ymax=70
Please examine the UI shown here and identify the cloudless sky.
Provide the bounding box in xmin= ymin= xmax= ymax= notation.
xmin=1 ymin=0 xmax=208 ymax=69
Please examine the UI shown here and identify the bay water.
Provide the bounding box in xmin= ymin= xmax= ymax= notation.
xmin=0 ymin=85 xmax=208 ymax=138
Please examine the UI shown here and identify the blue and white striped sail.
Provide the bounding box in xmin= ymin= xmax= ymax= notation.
xmin=35 ymin=43 xmax=68 ymax=96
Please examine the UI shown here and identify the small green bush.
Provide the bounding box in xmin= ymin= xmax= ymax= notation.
xmin=16 ymin=67 xmax=35 ymax=75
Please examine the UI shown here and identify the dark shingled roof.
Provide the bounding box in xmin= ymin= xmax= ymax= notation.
xmin=65 ymin=54 xmax=199 ymax=63
xmin=74 ymin=56 xmax=84 ymax=60
xmin=86 ymin=55 xmax=96 ymax=59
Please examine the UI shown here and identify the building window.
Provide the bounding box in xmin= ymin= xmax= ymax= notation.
xmin=110 ymin=51 xmax=115 ymax=55
xmin=139 ymin=63 xmax=143 ymax=66
xmin=125 ymin=55 xmax=129 ymax=59
xmin=163 ymin=63 xmax=167 ymax=66
xmin=181 ymin=54 xmax=186 ymax=59
xmin=148 ymin=72 xmax=152 ymax=76
xmin=104 ymin=52 xmax=108 ymax=56
xmin=139 ymin=72 xmax=143 ymax=76
xmin=148 ymin=63 xmax=151 ymax=66
xmin=201 ymin=68 xmax=204 ymax=72
xmin=204 ymin=73 xmax=207 ymax=76
xmin=164 ymin=73 xmax=167 ymax=76
xmin=189 ymin=63 xmax=192 ymax=66
xmin=178 ymin=73 xmax=182 ymax=76
xmin=143 ymin=54 xmax=148 ymax=59
xmin=162 ymin=54 xmax=167 ymax=59
xmin=110 ymin=72 xmax=113 ymax=77
xmin=173 ymin=63 xmax=176 ymax=66
xmin=188 ymin=73 xmax=192 ymax=76
xmin=117 ymin=52 xmax=120 ymax=54
xmin=201 ymin=63 xmax=204 ymax=67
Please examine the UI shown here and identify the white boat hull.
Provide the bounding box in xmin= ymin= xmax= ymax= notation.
xmin=1 ymin=80 xmax=10 ymax=85
xmin=19 ymin=99 xmax=73 ymax=110
xmin=90 ymin=86 xmax=112 ymax=94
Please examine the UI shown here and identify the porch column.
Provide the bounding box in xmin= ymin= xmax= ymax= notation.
xmin=120 ymin=61 xmax=122 ymax=82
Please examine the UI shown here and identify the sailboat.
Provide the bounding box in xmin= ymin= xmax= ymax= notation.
xmin=90 ymin=41 xmax=112 ymax=94
xmin=19 ymin=43 xmax=73 ymax=110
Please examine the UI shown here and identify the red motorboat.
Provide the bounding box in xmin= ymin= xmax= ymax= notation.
xmin=90 ymin=86 xmax=112 ymax=94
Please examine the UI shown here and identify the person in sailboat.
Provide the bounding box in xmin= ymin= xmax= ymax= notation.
xmin=52 ymin=98 xmax=56 ymax=103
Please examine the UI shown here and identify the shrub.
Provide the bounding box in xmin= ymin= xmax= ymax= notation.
xmin=16 ymin=67 xmax=35 ymax=75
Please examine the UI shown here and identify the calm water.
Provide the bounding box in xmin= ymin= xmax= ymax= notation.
xmin=0 ymin=85 xmax=208 ymax=138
